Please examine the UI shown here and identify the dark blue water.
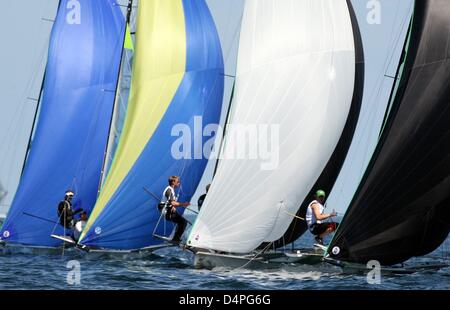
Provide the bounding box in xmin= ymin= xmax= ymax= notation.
xmin=0 ymin=235 xmax=448 ymax=290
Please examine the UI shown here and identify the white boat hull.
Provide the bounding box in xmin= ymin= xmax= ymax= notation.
xmin=194 ymin=248 xmax=324 ymax=270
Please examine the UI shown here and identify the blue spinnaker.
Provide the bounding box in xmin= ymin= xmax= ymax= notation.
xmin=0 ymin=0 xmax=125 ymax=247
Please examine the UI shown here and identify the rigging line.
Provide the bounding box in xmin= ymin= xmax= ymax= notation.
xmin=0 ymin=12 xmax=52 ymax=148
xmin=210 ymin=2 xmax=245 ymax=178
xmin=11 ymin=2 xmax=59 ymax=178
xmin=14 ymin=6 xmax=56 ymax=173
xmin=332 ymin=11 xmax=413 ymax=209
xmin=213 ymin=82 xmax=236 ymax=176
xmin=234 ymin=241 xmax=274 ymax=271
xmin=0 ymin=21 xmax=51 ymax=152
xmin=282 ymin=209 xmax=305 ymax=221
xmin=385 ymin=1 xmax=413 ymax=72
xmin=364 ymin=3 xmax=412 ymax=117
xmin=23 ymin=212 xmax=58 ymax=225
xmin=19 ymin=74 xmax=46 ymax=179
xmin=143 ymin=187 xmax=199 ymax=214
xmin=257 ymin=201 xmax=288 ymax=248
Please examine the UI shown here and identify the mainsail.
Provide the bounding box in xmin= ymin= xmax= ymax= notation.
xmin=328 ymin=0 xmax=450 ymax=265
xmin=0 ymin=0 xmax=125 ymax=247
xmin=0 ymin=0 xmax=59 ymax=218
xmin=188 ymin=0 xmax=358 ymax=254
xmin=79 ymin=0 xmax=225 ymax=250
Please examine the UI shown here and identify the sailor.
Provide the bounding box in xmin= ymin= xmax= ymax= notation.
xmin=73 ymin=211 xmax=88 ymax=242
xmin=306 ymin=190 xmax=338 ymax=245
xmin=197 ymin=184 xmax=211 ymax=211
xmin=57 ymin=190 xmax=83 ymax=229
xmin=160 ymin=176 xmax=190 ymax=243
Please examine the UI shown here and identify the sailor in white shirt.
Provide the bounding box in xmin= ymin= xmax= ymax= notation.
xmin=159 ymin=176 xmax=190 ymax=243
xmin=306 ymin=190 xmax=338 ymax=245
xmin=73 ymin=211 xmax=88 ymax=242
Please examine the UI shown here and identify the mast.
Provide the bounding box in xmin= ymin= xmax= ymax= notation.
xmin=20 ymin=74 xmax=46 ymax=179
xmin=98 ymin=0 xmax=134 ymax=194
xmin=212 ymin=82 xmax=235 ymax=176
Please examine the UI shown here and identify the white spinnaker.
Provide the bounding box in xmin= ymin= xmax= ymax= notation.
xmin=0 ymin=0 xmax=59 ymax=218
xmin=188 ymin=0 xmax=356 ymax=254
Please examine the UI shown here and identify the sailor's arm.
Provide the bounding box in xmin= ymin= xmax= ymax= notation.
xmin=312 ymin=204 xmax=336 ymax=220
xmin=170 ymin=201 xmax=190 ymax=208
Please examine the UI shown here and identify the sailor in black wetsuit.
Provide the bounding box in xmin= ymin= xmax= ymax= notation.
xmin=197 ymin=184 xmax=210 ymax=211
xmin=57 ymin=190 xmax=83 ymax=229
xmin=160 ymin=176 xmax=190 ymax=243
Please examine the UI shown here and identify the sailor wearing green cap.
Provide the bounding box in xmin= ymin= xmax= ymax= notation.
xmin=305 ymin=190 xmax=338 ymax=245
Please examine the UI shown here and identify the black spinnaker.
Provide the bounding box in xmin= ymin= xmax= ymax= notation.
xmin=328 ymin=0 xmax=450 ymax=266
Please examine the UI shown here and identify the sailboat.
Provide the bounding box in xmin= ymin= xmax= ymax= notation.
xmin=274 ymin=0 xmax=414 ymax=249
xmin=77 ymin=0 xmax=225 ymax=252
xmin=271 ymin=0 xmax=365 ymax=248
xmin=326 ymin=0 xmax=450 ymax=269
xmin=0 ymin=0 xmax=59 ymax=220
xmin=187 ymin=0 xmax=364 ymax=269
xmin=0 ymin=0 xmax=126 ymax=250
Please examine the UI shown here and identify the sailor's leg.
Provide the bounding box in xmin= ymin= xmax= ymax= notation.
xmin=171 ymin=213 xmax=187 ymax=241
xmin=319 ymin=222 xmax=339 ymax=239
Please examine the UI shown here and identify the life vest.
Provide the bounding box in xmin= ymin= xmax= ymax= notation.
xmin=57 ymin=200 xmax=74 ymax=228
xmin=305 ymin=200 xmax=324 ymax=226
xmin=158 ymin=186 xmax=177 ymax=213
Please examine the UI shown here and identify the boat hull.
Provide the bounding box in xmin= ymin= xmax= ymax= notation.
xmin=194 ymin=248 xmax=324 ymax=270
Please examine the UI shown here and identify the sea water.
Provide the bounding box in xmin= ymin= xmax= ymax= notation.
xmin=0 ymin=234 xmax=448 ymax=290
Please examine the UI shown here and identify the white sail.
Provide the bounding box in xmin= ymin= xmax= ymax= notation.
xmin=0 ymin=0 xmax=59 ymax=218
xmin=188 ymin=0 xmax=356 ymax=253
